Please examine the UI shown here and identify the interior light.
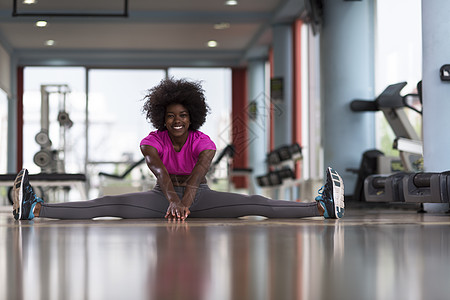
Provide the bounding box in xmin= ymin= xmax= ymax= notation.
xmin=36 ymin=21 xmax=48 ymax=28
xmin=225 ymin=0 xmax=238 ymax=6
xmin=214 ymin=22 xmax=230 ymax=30
xmin=45 ymin=40 xmax=55 ymax=46
xmin=23 ymin=0 xmax=37 ymax=4
xmin=207 ymin=40 xmax=218 ymax=48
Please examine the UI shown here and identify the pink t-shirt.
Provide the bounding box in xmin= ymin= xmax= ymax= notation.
xmin=140 ymin=130 xmax=216 ymax=175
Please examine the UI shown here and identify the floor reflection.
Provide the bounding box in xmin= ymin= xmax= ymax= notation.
xmin=151 ymin=221 xmax=208 ymax=300
xmin=2 ymin=212 xmax=450 ymax=300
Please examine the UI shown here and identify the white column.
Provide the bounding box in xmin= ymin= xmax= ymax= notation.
xmin=248 ymin=59 xmax=268 ymax=194
xmin=320 ymin=0 xmax=375 ymax=195
xmin=421 ymin=0 xmax=450 ymax=211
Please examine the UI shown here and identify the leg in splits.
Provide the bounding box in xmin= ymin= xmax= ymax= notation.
xmin=189 ymin=186 xmax=320 ymax=218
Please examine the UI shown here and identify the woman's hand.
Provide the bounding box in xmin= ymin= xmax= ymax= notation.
xmin=165 ymin=201 xmax=190 ymax=221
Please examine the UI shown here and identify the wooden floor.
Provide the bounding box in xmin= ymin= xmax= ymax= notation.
xmin=1 ymin=205 xmax=450 ymax=300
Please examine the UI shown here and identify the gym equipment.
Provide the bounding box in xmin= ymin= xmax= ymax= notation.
xmin=34 ymin=84 xmax=73 ymax=173
xmin=256 ymin=143 xmax=302 ymax=188
xmin=365 ymin=172 xmax=410 ymax=202
xmin=1 ymin=172 xmax=87 ymax=204
xmin=99 ymin=158 xmax=145 ymax=180
xmin=5 ymin=84 xmax=87 ymax=204
xmin=207 ymin=144 xmax=254 ymax=193
xmin=96 ymin=157 xmax=156 ymax=195
xmin=350 ymin=81 xmax=423 ymax=201
xmin=364 ymin=171 xmax=450 ymax=204
xmin=403 ymin=172 xmax=450 ymax=203
xmin=255 ymin=143 xmax=304 ymax=201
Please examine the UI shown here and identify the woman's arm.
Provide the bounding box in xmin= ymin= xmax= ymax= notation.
xmin=140 ymin=145 xmax=189 ymax=220
xmin=181 ymin=149 xmax=216 ymax=208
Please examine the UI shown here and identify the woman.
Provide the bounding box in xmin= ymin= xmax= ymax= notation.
xmin=12 ymin=78 xmax=345 ymax=221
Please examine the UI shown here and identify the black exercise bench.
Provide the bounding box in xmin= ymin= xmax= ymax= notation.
xmin=0 ymin=173 xmax=87 ymax=204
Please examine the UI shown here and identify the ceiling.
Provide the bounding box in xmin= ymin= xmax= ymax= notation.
xmin=0 ymin=0 xmax=306 ymax=67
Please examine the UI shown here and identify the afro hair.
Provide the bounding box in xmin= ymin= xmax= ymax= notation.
xmin=142 ymin=78 xmax=210 ymax=131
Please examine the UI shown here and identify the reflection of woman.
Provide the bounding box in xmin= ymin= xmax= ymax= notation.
xmin=12 ymin=78 xmax=345 ymax=221
xmin=152 ymin=223 xmax=206 ymax=299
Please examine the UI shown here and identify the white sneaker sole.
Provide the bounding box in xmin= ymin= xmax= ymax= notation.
xmin=328 ymin=167 xmax=345 ymax=218
xmin=13 ymin=169 xmax=26 ymax=220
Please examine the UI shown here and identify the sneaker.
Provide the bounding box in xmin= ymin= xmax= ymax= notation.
xmin=13 ymin=169 xmax=44 ymax=220
xmin=315 ymin=167 xmax=345 ymax=219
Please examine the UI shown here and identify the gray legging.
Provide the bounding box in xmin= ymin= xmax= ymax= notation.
xmin=39 ymin=184 xmax=320 ymax=219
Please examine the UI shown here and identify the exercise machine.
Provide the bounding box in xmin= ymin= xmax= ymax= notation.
xmin=207 ymin=144 xmax=254 ymax=194
xmin=353 ymin=81 xmax=450 ymax=206
xmin=34 ymin=84 xmax=73 ymax=173
xmin=350 ymin=81 xmax=423 ymax=201
xmin=1 ymin=84 xmax=86 ymax=204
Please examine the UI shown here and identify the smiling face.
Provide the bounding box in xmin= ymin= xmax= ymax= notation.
xmin=165 ymin=103 xmax=190 ymax=139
